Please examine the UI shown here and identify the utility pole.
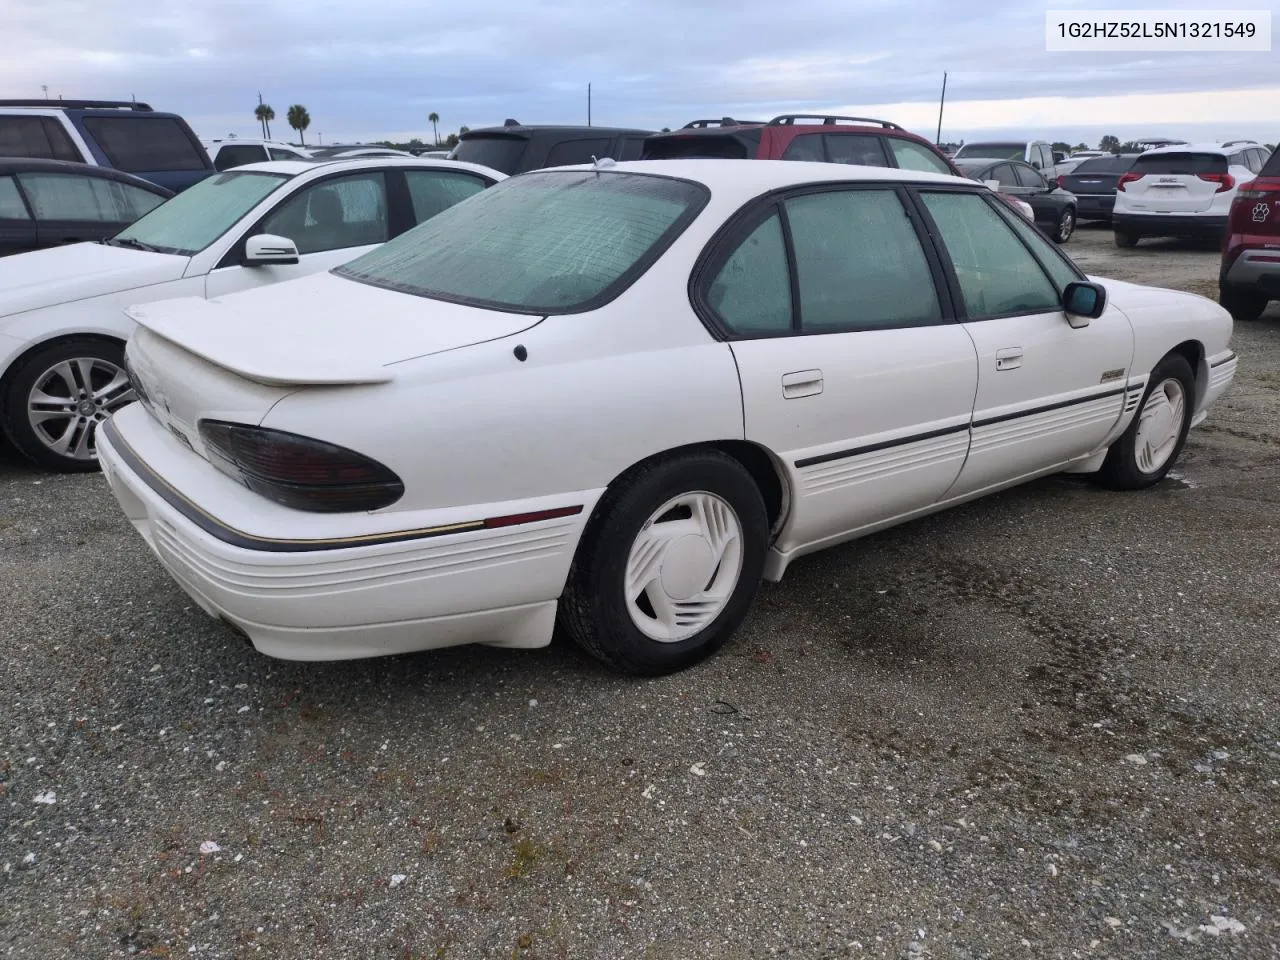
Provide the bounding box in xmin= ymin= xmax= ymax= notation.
xmin=587 ymin=82 xmax=592 ymax=127
xmin=935 ymin=72 xmax=947 ymax=144
xmin=41 ymin=84 xmax=47 ymax=100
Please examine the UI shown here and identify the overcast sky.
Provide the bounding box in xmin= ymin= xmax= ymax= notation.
xmin=3 ymin=0 xmax=1277 ymax=145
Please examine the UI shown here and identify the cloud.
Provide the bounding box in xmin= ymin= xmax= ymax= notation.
xmin=2 ymin=0 xmax=1275 ymax=142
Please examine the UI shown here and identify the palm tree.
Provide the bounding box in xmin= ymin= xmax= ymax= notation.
xmin=254 ymin=103 xmax=269 ymax=138
xmin=287 ymin=104 xmax=311 ymax=146
xmin=428 ymin=112 xmax=440 ymax=146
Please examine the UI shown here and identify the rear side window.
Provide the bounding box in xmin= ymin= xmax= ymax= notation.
xmin=0 ymin=116 xmax=81 ymax=161
xmin=887 ymin=138 xmax=952 ymax=174
xmin=81 ymin=117 xmax=208 ymax=172
xmin=1014 ymin=165 xmax=1044 ymax=188
xmin=617 ymin=137 xmax=647 ymax=161
xmin=449 ymin=136 xmax=528 ymax=174
xmin=544 ymin=138 xmax=611 ymax=167
xmin=0 ymin=176 xmax=31 ymax=219
xmin=991 ymin=164 xmax=1018 ymax=187
xmin=1132 ymin=152 xmax=1227 ymax=176
xmin=1261 ymin=147 xmax=1280 ymax=177
xmin=17 ymin=173 xmax=165 ymax=222
xmin=336 ymin=170 xmax=707 ymax=314
xmin=214 ymin=144 xmax=267 ymax=170
xmin=781 ymin=135 xmax=825 ymax=162
xmin=705 ymin=211 xmax=793 ymax=335
xmin=825 ymin=135 xmax=888 ymax=166
xmin=642 ymin=134 xmax=753 ymax=160
xmin=404 ymin=169 xmax=487 ymax=223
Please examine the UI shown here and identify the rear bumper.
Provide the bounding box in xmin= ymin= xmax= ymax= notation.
xmin=1075 ymin=195 xmax=1116 ymax=218
xmin=97 ymin=405 xmax=592 ymax=661
xmin=1222 ymin=249 xmax=1280 ymax=296
xmin=1112 ymin=213 xmax=1226 ymax=238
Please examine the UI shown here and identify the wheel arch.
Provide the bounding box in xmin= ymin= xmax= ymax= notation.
xmin=1168 ymin=339 xmax=1207 ymax=409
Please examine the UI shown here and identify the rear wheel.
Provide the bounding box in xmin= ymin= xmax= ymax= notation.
xmin=1097 ymin=354 xmax=1195 ymax=491
xmin=1054 ymin=206 xmax=1076 ymax=243
xmin=1219 ymin=285 xmax=1268 ymax=322
xmin=1 ymin=338 xmax=133 ymax=472
xmin=1114 ymin=230 xmax=1139 ymax=248
xmin=559 ymin=450 xmax=768 ymax=675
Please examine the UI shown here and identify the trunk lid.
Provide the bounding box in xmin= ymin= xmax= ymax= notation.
xmin=124 ymin=271 xmax=544 ymax=461
xmin=1120 ymin=152 xmax=1228 ymax=214
xmin=1059 ymin=156 xmax=1137 ymax=196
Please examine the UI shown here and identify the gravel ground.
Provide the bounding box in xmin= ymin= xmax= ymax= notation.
xmin=3 ymin=223 xmax=1279 ymax=959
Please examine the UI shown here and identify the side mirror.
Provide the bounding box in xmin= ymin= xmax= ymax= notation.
xmin=243 ymin=234 xmax=299 ymax=266
xmin=1053 ymin=151 xmax=1066 ymax=163
xmin=1063 ymin=280 xmax=1107 ymax=327
xmin=1030 ymin=160 xmax=1041 ymax=170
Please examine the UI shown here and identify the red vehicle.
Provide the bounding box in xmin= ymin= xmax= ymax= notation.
xmin=642 ymin=115 xmax=1036 ymax=221
xmin=1220 ymin=146 xmax=1280 ymax=321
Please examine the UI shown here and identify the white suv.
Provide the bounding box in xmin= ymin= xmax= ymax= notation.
xmin=1112 ymin=141 xmax=1270 ymax=247
xmin=202 ymin=138 xmax=313 ymax=170
xmin=952 ymin=140 xmax=1064 ymax=180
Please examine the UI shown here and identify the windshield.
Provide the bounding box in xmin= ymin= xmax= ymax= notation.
xmin=449 ymin=136 xmax=529 ymax=174
xmin=1131 ymin=152 xmax=1227 ymax=176
xmin=1073 ymin=156 xmax=1138 ymax=174
xmin=114 ymin=170 xmax=291 ymax=256
xmin=955 ymin=142 xmax=1024 ymax=160
xmin=335 ymin=170 xmax=708 ymax=314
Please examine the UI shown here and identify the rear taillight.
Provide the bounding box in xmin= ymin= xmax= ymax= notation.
xmin=1236 ymin=176 xmax=1280 ymax=200
xmin=1197 ymin=172 xmax=1236 ymax=193
xmin=198 ymin=420 xmax=404 ymax=513
xmin=1116 ymin=172 xmax=1143 ymax=191
xmin=1056 ymin=176 xmax=1066 ymax=188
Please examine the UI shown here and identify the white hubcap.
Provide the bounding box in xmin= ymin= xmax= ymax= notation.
xmin=1134 ymin=377 xmax=1186 ymax=474
xmin=624 ymin=491 xmax=744 ymax=643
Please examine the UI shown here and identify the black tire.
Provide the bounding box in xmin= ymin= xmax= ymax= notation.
xmin=0 ymin=337 xmax=129 ymax=472
xmin=1054 ymin=206 xmax=1076 ymax=243
xmin=1114 ymin=230 xmax=1139 ymax=248
xmin=1097 ymin=353 xmax=1195 ymax=491
xmin=559 ymin=450 xmax=768 ymax=676
xmin=1219 ymin=285 xmax=1268 ymax=322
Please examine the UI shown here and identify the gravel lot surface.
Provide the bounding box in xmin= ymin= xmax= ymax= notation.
xmin=3 ymin=223 xmax=1279 ymax=959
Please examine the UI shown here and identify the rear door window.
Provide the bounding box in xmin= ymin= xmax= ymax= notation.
xmin=780 ymin=135 xmax=825 ymax=162
xmin=887 ymin=138 xmax=952 ymax=174
xmin=0 ymin=116 xmax=82 ymax=161
xmin=214 ymin=144 xmax=268 ymax=171
xmin=991 ymin=163 xmax=1019 ymax=188
xmin=825 ymin=135 xmax=889 ymax=166
xmin=544 ymin=138 xmax=611 ymax=167
xmin=17 ymin=173 xmax=165 ymax=221
xmin=0 ymin=176 xmax=31 ymax=219
xmin=404 ymin=169 xmax=488 ymax=223
xmin=616 ymin=137 xmax=648 ymax=161
xmin=80 ymin=117 xmax=208 ymax=172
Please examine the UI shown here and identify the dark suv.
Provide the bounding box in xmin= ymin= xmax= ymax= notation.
xmin=0 ymin=100 xmax=213 ymax=192
xmin=1219 ymin=145 xmax=1280 ymax=321
xmin=641 ymin=115 xmax=961 ymax=177
xmin=449 ymin=121 xmax=656 ymax=175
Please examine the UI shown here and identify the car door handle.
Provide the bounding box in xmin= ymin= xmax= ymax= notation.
xmin=995 ymin=348 xmax=1023 ymax=371
xmin=781 ymin=369 xmax=823 ymax=398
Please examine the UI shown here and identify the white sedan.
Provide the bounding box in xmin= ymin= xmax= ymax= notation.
xmin=0 ymin=156 xmax=503 ymax=471
xmin=98 ymin=160 xmax=1237 ymax=676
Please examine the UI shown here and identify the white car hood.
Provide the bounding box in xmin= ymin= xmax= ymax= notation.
xmin=0 ymin=242 xmax=187 ymax=319
xmin=127 ymin=271 xmax=545 ymax=386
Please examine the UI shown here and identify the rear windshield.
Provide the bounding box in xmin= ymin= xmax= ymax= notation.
xmin=1073 ymin=156 xmax=1138 ymax=173
xmin=449 ymin=135 xmax=529 ymax=174
xmin=335 ymin=170 xmax=708 ymax=314
xmin=956 ymin=142 xmax=1024 ymax=160
xmin=1132 ymin=152 xmax=1227 ymax=175
xmin=81 ymin=116 xmax=209 ymax=172
xmin=642 ymin=133 xmax=754 ymax=160
xmin=1261 ymin=146 xmax=1280 ymax=177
